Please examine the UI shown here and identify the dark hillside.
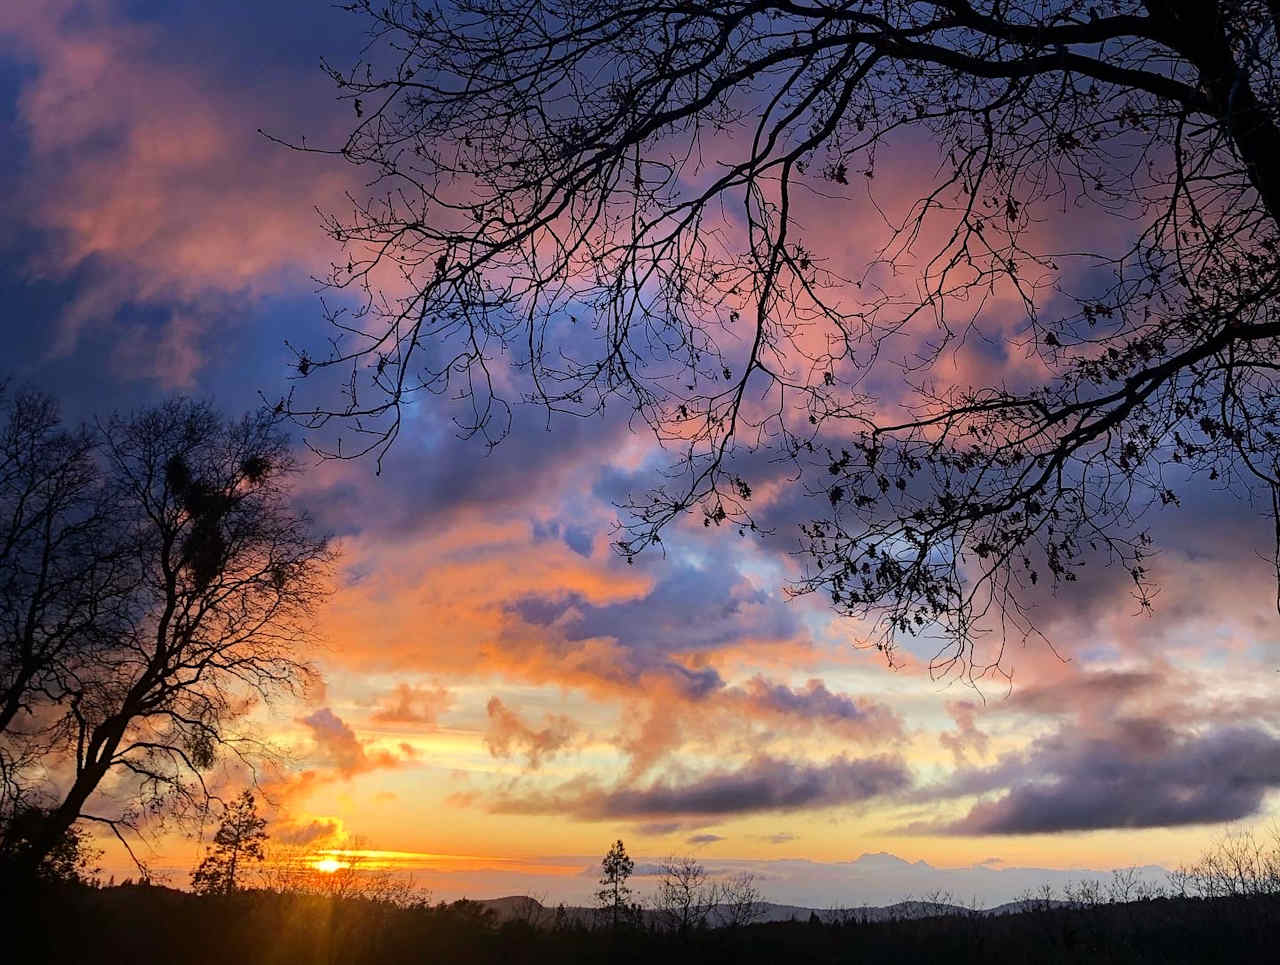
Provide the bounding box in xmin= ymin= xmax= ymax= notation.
xmin=17 ymin=882 xmax=1280 ymax=965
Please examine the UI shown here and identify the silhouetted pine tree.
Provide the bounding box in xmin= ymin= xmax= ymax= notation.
xmin=190 ymin=791 xmax=267 ymax=895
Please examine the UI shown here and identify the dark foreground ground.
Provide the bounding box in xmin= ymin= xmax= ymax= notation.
xmin=14 ymin=883 xmax=1280 ymax=964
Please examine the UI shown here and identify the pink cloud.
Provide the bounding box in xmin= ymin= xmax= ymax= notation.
xmin=0 ymin=1 xmax=354 ymax=380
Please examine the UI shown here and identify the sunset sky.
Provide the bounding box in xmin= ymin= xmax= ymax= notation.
xmin=3 ymin=0 xmax=1280 ymax=907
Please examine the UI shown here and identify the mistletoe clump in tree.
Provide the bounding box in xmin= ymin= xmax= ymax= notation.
xmin=287 ymin=0 xmax=1280 ymax=678
xmin=0 ymin=398 xmax=331 ymax=882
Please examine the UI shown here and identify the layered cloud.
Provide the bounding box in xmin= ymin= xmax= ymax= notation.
xmin=5 ymin=0 xmax=1280 ymax=887
xmin=900 ymin=672 xmax=1280 ymax=836
xmin=929 ymin=721 xmax=1280 ymax=834
xmin=730 ymin=676 xmax=904 ymax=738
xmin=273 ymin=816 xmax=347 ymax=848
xmin=488 ymin=754 xmax=911 ymax=822
xmin=0 ymin=0 xmax=355 ymax=386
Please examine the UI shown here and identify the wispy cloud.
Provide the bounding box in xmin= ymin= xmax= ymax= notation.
xmin=484 ymin=697 xmax=579 ymax=770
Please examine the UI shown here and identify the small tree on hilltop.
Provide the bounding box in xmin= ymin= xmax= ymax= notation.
xmin=655 ymin=855 xmax=715 ymax=936
xmin=596 ymin=839 xmax=636 ymax=929
xmin=719 ymin=872 xmax=765 ymax=929
xmin=191 ymin=790 xmax=268 ymax=895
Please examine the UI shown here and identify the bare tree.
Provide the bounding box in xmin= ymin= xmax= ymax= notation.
xmin=718 ymin=871 xmax=766 ymax=928
xmin=10 ymin=400 xmax=332 ymax=878
xmin=0 ymin=390 xmax=123 ymax=819
xmin=1177 ymin=826 xmax=1280 ymax=898
xmin=653 ymin=855 xmax=716 ymax=935
xmin=283 ymin=0 xmax=1280 ymax=676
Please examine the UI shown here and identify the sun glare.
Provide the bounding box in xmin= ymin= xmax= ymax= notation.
xmin=313 ymin=857 xmax=345 ymax=874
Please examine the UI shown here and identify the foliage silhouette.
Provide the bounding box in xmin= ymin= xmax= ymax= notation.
xmin=653 ymin=855 xmax=716 ymax=935
xmin=595 ymin=839 xmax=638 ymax=928
xmin=0 ymin=389 xmax=121 ymax=824
xmin=0 ymin=396 xmax=332 ymax=882
xmin=717 ymin=871 xmax=766 ymax=928
xmin=190 ymin=791 xmax=268 ymax=895
xmin=0 ymin=806 xmax=101 ymax=885
xmin=20 ymin=827 xmax=1280 ymax=965
xmin=285 ymin=0 xmax=1280 ymax=678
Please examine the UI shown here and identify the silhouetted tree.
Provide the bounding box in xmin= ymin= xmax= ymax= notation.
xmin=191 ymin=790 xmax=269 ymax=895
xmin=596 ymin=839 xmax=636 ymax=928
xmin=0 ymin=389 xmax=123 ymax=823
xmin=654 ymin=855 xmax=715 ymax=935
xmin=288 ymin=0 xmax=1280 ymax=677
xmin=0 ymin=805 xmax=101 ymax=884
xmin=719 ymin=872 xmax=766 ymax=928
xmin=9 ymin=400 xmax=332 ymax=879
xmin=1177 ymin=826 xmax=1280 ymax=898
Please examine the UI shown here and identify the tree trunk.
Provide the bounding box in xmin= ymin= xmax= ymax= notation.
xmin=12 ymin=721 xmax=123 ymax=880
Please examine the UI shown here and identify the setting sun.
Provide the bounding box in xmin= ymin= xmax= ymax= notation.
xmin=313 ymin=858 xmax=346 ymax=875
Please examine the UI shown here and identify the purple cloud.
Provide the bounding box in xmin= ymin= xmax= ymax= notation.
xmin=491 ymin=754 xmax=911 ymax=820
xmin=920 ymin=721 xmax=1280 ymax=833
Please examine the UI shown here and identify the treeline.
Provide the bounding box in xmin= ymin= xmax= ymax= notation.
xmin=19 ymin=828 xmax=1280 ymax=964
xmin=18 ymin=877 xmax=1280 ymax=965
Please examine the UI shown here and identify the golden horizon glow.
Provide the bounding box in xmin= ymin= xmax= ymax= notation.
xmin=309 ymin=848 xmax=586 ymax=875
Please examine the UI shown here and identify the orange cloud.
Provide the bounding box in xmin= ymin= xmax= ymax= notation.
xmin=483 ymin=697 xmax=579 ymax=770
xmin=371 ymin=683 xmax=454 ymax=727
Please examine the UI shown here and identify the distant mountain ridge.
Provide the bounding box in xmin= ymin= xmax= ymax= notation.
xmin=467 ymin=894 xmax=1074 ymax=928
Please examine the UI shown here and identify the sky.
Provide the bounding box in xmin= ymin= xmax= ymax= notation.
xmin=3 ymin=0 xmax=1280 ymax=908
